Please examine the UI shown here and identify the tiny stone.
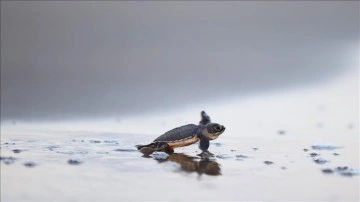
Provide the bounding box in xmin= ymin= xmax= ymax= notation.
xmin=68 ymin=159 xmax=82 ymax=165
xmin=0 ymin=156 xmax=16 ymax=165
xmin=322 ymin=168 xmax=334 ymax=174
xmin=216 ymin=154 xmax=232 ymax=159
xmin=310 ymin=152 xmax=319 ymax=157
xmin=89 ymin=140 xmax=101 ymax=143
xmin=303 ymin=149 xmax=308 ymax=152
xmin=114 ymin=149 xmax=136 ymax=152
xmin=313 ymin=157 xmax=328 ymax=165
xmin=264 ymin=161 xmax=274 ymax=165
xmin=252 ymin=148 xmax=258 ymax=151
xmin=12 ymin=149 xmax=23 ymax=154
xmin=281 ymin=166 xmax=287 ymax=170
xmin=336 ymin=166 xmax=348 ymax=171
xmin=23 ymin=162 xmax=36 ymax=168
xmin=236 ymin=155 xmax=249 ymax=159
xmin=333 ymin=153 xmax=340 ymax=156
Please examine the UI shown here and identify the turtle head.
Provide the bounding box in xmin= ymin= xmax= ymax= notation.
xmin=201 ymin=123 xmax=225 ymax=140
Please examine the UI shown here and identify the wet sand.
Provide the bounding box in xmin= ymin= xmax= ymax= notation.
xmin=1 ymin=70 xmax=358 ymax=201
xmin=1 ymin=127 xmax=358 ymax=201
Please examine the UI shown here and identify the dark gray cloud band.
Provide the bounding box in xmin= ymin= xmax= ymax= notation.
xmin=1 ymin=1 xmax=359 ymax=121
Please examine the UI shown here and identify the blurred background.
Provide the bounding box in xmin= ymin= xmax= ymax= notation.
xmin=1 ymin=1 xmax=359 ymax=134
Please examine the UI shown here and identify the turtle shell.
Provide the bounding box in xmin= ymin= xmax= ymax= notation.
xmin=154 ymin=124 xmax=200 ymax=148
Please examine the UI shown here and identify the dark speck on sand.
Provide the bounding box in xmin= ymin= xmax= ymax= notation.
xmin=322 ymin=168 xmax=334 ymax=174
xmin=309 ymin=152 xmax=319 ymax=157
xmin=68 ymin=159 xmax=82 ymax=165
xmin=216 ymin=154 xmax=232 ymax=159
xmin=114 ymin=148 xmax=137 ymax=152
xmin=89 ymin=140 xmax=101 ymax=143
xmin=24 ymin=162 xmax=36 ymax=168
xmin=278 ymin=130 xmax=286 ymax=135
xmin=313 ymin=157 xmax=328 ymax=165
xmin=0 ymin=156 xmax=16 ymax=165
xmin=12 ymin=149 xmax=23 ymax=153
xmin=236 ymin=155 xmax=249 ymax=159
xmin=264 ymin=161 xmax=274 ymax=165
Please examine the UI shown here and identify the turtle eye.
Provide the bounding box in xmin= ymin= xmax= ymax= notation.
xmin=214 ymin=125 xmax=221 ymax=131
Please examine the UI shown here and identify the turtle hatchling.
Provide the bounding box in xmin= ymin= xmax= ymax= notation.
xmin=136 ymin=111 xmax=225 ymax=155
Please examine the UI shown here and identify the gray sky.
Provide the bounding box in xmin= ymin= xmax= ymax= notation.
xmin=1 ymin=1 xmax=359 ymax=121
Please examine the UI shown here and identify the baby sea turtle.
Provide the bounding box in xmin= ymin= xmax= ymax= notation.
xmin=136 ymin=111 xmax=225 ymax=155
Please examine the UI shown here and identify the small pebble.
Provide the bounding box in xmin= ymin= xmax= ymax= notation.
xmin=309 ymin=152 xmax=319 ymax=157
xmin=89 ymin=140 xmax=101 ymax=143
xmin=12 ymin=149 xmax=23 ymax=154
xmin=335 ymin=166 xmax=348 ymax=171
xmin=311 ymin=143 xmax=341 ymax=150
xmin=321 ymin=168 xmax=334 ymax=174
xmin=303 ymin=148 xmax=308 ymax=152
xmin=313 ymin=157 xmax=328 ymax=165
xmin=216 ymin=154 xmax=232 ymax=159
xmin=235 ymin=155 xmax=249 ymax=159
xmin=104 ymin=140 xmax=118 ymax=144
xmin=23 ymin=162 xmax=36 ymax=168
xmin=0 ymin=156 xmax=16 ymax=165
xmin=252 ymin=148 xmax=258 ymax=151
xmin=281 ymin=166 xmax=287 ymax=170
xmin=68 ymin=159 xmax=82 ymax=165
xmin=114 ymin=149 xmax=136 ymax=152
xmin=333 ymin=153 xmax=340 ymax=156
xmin=264 ymin=161 xmax=274 ymax=165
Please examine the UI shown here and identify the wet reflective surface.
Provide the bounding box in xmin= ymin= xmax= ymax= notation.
xmin=1 ymin=70 xmax=358 ymax=201
xmin=152 ymin=153 xmax=221 ymax=176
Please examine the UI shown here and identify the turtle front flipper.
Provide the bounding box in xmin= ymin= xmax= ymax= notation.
xmin=199 ymin=111 xmax=211 ymax=125
xmin=199 ymin=137 xmax=210 ymax=152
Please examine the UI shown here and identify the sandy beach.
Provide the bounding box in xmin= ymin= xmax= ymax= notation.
xmin=1 ymin=71 xmax=358 ymax=201
xmin=1 ymin=128 xmax=358 ymax=201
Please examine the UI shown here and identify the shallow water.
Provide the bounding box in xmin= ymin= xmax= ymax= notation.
xmin=1 ymin=128 xmax=358 ymax=201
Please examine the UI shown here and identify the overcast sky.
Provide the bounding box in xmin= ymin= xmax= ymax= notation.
xmin=1 ymin=1 xmax=359 ymax=121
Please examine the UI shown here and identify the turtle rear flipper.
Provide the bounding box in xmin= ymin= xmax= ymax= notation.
xmin=136 ymin=142 xmax=174 ymax=155
xmin=136 ymin=143 xmax=154 ymax=150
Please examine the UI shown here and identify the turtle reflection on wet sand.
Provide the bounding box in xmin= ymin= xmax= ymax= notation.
xmin=136 ymin=111 xmax=225 ymax=155
xmin=155 ymin=153 xmax=221 ymax=176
